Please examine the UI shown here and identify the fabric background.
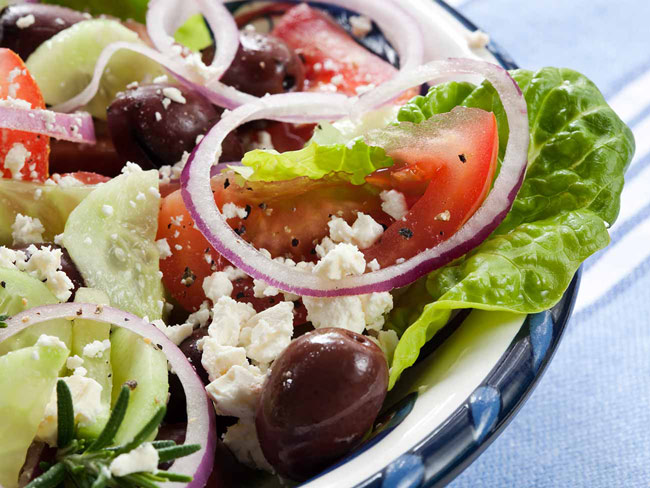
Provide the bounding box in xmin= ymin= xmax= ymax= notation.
xmin=440 ymin=0 xmax=650 ymax=486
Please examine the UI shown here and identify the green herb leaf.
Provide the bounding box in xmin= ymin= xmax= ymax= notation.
xmin=157 ymin=444 xmax=201 ymax=463
xmin=87 ymin=385 xmax=130 ymax=452
xmin=0 ymin=313 xmax=8 ymax=328
xmin=152 ymin=471 xmax=194 ymax=482
xmin=25 ymin=462 xmax=66 ymax=488
xmin=56 ymin=380 xmax=75 ymax=449
xmin=116 ymin=406 xmax=166 ymax=455
xmin=151 ymin=440 xmax=176 ymax=449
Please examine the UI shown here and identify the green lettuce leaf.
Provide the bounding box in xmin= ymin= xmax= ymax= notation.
xmin=240 ymin=140 xmax=394 ymax=185
xmin=388 ymin=68 xmax=635 ymax=387
xmin=174 ymin=14 xmax=213 ymax=51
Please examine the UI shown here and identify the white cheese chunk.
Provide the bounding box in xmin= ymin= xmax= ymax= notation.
xmin=205 ymin=365 xmax=265 ymax=420
xmin=202 ymin=271 xmax=233 ymax=303
xmin=380 ymin=190 xmax=408 ymax=220
xmin=313 ymin=242 xmax=366 ymax=280
xmin=109 ymin=443 xmax=159 ymax=477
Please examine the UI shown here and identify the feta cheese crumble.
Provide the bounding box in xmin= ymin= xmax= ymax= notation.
xmin=16 ymin=14 xmax=35 ymax=29
xmin=162 ymin=86 xmax=186 ymax=104
xmin=327 ymin=213 xmax=384 ymax=249
xmin=202 ymin=271 xmax=233 ymax=303
xmin=380 ymin=190 xmax=409 ymax=220
xmin=11 ymin=214 xmax=44 ymax=245
xmin=313 ymin=242 xmax=366 ymax=280
xmin=82 ymin=339 xmax=111 ymax=358
xmin=109 ymin=443 xmax=160 ymax=477
xmin=4 ymin=142 xmax=29 ymax=179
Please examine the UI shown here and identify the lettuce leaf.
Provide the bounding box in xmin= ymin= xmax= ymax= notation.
xmin=240 ymin=140 xmax=394 ymax=185
xmin=388 ymin=68 xmax=634 ymax=387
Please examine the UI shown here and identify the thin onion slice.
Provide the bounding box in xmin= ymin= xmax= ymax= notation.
xmin=0 ymin=104 xmax=95 ymax=143
xmin=181 ymin=58 xmax=529 ymax=297
xmin=0 ymin=303 xmax=216 ymax=488
xmin=146 ymin=0 xmax=239 ymax=81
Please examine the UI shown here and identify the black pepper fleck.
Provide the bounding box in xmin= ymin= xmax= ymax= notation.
xmin=459 ymin=153 xmax=467 ymax=163
xmin=236 ymin=292 xmax=245 ymax=299
xmin=291 ymin=238 xmax=299 ymax=247
xmin=224 ymin=178 xmax=230 ymax=189
xmin=0 ymin=281 xmax=5 ymax=288
xmin=399 ymin=228 xmax=414 ymax=239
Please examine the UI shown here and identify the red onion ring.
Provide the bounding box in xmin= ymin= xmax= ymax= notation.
xmin=0 ymin=105 xmax=95 ymax=143
xmin=181 ymin=58 xmax=529 ymax=297
xmin=0 ymin=303 xmax=216 ymax=488
xmin=146 ymin=0 xmax=239 ymax=82
xmin=54 ymin=0 xmax=424 ymax=114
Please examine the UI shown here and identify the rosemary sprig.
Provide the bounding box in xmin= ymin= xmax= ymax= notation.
xmin=26 ymin=381 xmax=201 ymax=488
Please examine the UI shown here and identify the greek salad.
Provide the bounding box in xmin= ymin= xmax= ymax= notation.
xmin=0 ymin=0 xmax=635 ymax=487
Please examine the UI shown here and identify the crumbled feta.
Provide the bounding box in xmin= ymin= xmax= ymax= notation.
xmin=35 ymin=334 xmax=67 ymax=350
xmin=380 ymin=190 xmax=408 ymax=220
xmin=82 ymin=339 xmax=111 ymax=358
xmin=223 ymin=421 xmax=273 ymax=472
xmin=313 ymin=242 xmax=366 ymax=280
xmin=155 ymin=238 xmax=172 ymax=259
xmin=201 ymin=340 xmax=249 ymax=380
xmin=0 ymin=246 xmax=26 ymax=269
xmin=11 ymin=214 xmax=44 ymax=245
xmin=162 ymin=86 xmax=186 ymax=104
xmin=205 ymin=365 xmax=265 ymax=419
xmin=303 ymin=292 xmax=393 ymax=334
xmin=303 ymin=295 xmax=366 ymax=334
xmin=153 ymin=319 xmax=193 ymax=346
xmin=153 ymin=74 xmax=169 ymax=84
xmin=155 ymin=111 xmax=162 ymax=122
xmin=252 ymin=279 xmax=279 ymax=299
xmin=222 ymin=203 xmax=248 ymax=220
xmin=109 ymin=443 xmax=159 ymax=477
xmin=315 ymin=236 xmax=337 ymax=259
xmin=57 ymin=175 xmax=83 ymax=187
xmin=22 ymin=245 xmax=74 ymax=301
xmin=328 ymin=213 xmax=383 ymax=249
xmin=349 ymin=14 xmax=372 ymax=38
xmin=202 ymin=271 xmax=233 ymax=303
xmin=239 ymin=302 xmax=294 ymax=365
xmin=36 ymin=375 xmax=103 ymax=446
xmin=66 ymin=355 xmax=84 ymax=370
xmin=467 ymin=30 xmax=490 ymax=49
xmin=15 ymin=14 xmax=35 ymax=29
xmin=360 ymin=292 xmax=393 ymax=331
xmin=121 ymin=161 xmax=143 ymax=176
xmin=367 ymin=258 xmax=381 ymax=272
xmin=186 ymin=300 xmax=212 ymax=328
xmin=101 ymin=204 xmax=114 ymax=217
xmin=223 ymin=265 xmax=248 ymax=281
xmin=4 ymin=143 xmax=29 ymax=179
xmin=208 ymin=296 xmax=256 ymax=345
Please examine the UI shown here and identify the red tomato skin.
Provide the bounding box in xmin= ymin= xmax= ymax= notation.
xmin=272 ymin=4 xmax=417 ymax=102
xmin=0 ymin=48 xmax=49 ymax=181
xmin=364 ymin=111 xmax=499 ymax=268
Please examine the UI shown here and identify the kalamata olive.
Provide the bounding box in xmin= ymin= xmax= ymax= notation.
xmin=106 ymin=83 xmax=244 ymax=170
xmin=256 ymin=328 xmax=389 ymax=480
xmin=202 ymin=30 xmax=305 ymax=97
xmin=49 ymin=120 xmax=126 ymax=177
xmin=0 ymin=4 xmax=87 ymax=60
xmin=179 ymin=327 xmax=210 ymax=385
xmin=13 ymin=243 xmax=85 ymax=301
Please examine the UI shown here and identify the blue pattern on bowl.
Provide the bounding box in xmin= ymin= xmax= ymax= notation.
xmin=529 ymin=311 xmax=554 ymax=372
xmin=469 ymin=386 xmax=501 ymax=443
xmin=382 ymin=454 xmax=425 ymax=488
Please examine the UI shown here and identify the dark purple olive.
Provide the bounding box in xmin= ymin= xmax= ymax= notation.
xmin=179 ymin=327 xmax=210 ymax=385
xmin=50 ymin=120 xmax=126 ymax=177
xmin=106 ymin=83 xmax=244 ymax=170
xmin=202 ymin=30 xmax=305 ymax=97
xmin=0 ymin=4 xmax=87 ymax=60
xmin=256 ymin=328 xmax=388 ymax=480
xmin=14 ymin=243 xmax=85 ymax=301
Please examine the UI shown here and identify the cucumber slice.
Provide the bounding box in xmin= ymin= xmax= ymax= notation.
xmin=110 ymin=327 xmax=168 ymax=445
xmin=26 ymin=19 xmax=165 ymax=119
xmin=62 ymin=168 xmax=164 ymax=320
xmin=0 ymin=179 xmax=93 ymax=246
xmin=0 ymin=268 xmax=71 ymax=355
xmin=71 ymin=287 xmax=112 ymax=439
xmin=0 ymin=339 xmax=69 ymax=488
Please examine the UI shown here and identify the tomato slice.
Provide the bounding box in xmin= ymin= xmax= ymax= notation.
xmin=364 ymin=107 xmax=499 ymax=268
xmin=272 ymin=4 xmax=417 ymax=102
xmin=158 ymin=175 xmax=389 ymax=312
xmin=0 ymin=48 xmax=49 ymax=182
xmin=159 ymin=107 xmax=498 ymax=310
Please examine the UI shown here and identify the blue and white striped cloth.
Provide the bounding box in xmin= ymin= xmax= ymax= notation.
xmin=440 ymin=0 xmax=650 ymax=486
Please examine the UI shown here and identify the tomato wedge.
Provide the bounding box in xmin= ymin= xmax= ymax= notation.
xmin=272 ymin=4 xmax=417 ymax=102
xmin=0 ymin=48 xmax=49 ymax=181
xmin=364 ymin=107 xmax=499 ymax=267
xmin=158 ymin=176 xmax=389 ymax=312
xmin=158 ymin=107 xmax=498 ymax=310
